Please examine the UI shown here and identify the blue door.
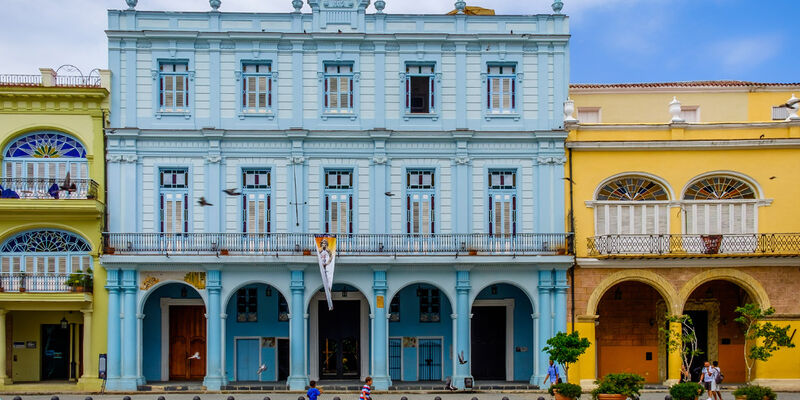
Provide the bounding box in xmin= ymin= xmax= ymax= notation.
xmin=236 ymin=338 xmax=260 ymax=381
xmin=418 ymin=338 xmax=442 ymax=381
xmin=389 ymin=338 xmax=402 ymax=381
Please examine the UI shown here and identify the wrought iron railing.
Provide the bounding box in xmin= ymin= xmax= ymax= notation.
xmin=104 ymin=233 xmax=572 ymax=256
xmin=0 ymin=272 xmax=91 ymax=293
xmin=0 ymin=74 xmax=41 ymax=86
xmin=0 ymin=74 xmax=101 ymax=88
xmin=588 ymin=234 xmax=800 ymax=256
xmin=54 ymin=75 xmax=102 ymax=87
xmin=0 ymin=177 xmax=99 ymax=200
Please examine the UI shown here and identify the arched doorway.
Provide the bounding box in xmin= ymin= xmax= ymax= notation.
xmin=596 ymin=281 xmax=667 ymax=383
xmin=141 ymin=282 xmax=206 ymax=382
xmin=471 ymin=283 xmax=534 ymax=382
xmin=308 ymin=284 xmax=369 ymax=381
xmin=684 ymin=280 xmax=750 ymax=383
xmin=387 ymin=283 xmax=454 ymax=382
xmin=223 ymin=283 xmax=290 ymax=383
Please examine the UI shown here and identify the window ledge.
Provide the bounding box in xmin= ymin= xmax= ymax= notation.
xmin=156 ymin=111 xmax=192 ymax=120
xmin=485 ymin=112 xmax=520 ymax=121
xmin=238 ymin=111 xmax=275 ymax=120
xmin=403 ymin=113 xmax=439 ymax=121
xmin=322 ymin=112 xmax=357 ymax=121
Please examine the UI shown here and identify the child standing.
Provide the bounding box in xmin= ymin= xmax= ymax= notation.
xmin=360 ymin=376 xmax=373 ymax=400
xmin=307 ymin=380 xmax=321 ymax=400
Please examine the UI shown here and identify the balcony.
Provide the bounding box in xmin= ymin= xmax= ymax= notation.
xmin=0 ymin=272 xmax=91 ymax=293
xmin=588 ymin=234 xmax=800 ymax=257
xmin=0 ymin=177 xmax=99 ymax=200
xmin=0 ymin=74 xmax=101 ymax=88
xmin=104 ymin=233 xmax=572 ymax=256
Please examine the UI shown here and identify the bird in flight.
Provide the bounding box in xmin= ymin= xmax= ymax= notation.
xmin=457 ymin=351 xmax=468 ymax=365
xmin=188 ymin=352 xmax=201 ymax=360
xmin=223 ymin=188 xmax=241 ymax=196
xmin=256 ymin=364 xmax=268 ymax=375
xmin=198 ymin=197 xmax=213 ymax=207
xmin=60 ymin=172 xmax=77 ymax=193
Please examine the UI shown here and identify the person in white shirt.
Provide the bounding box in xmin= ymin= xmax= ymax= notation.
xmin=699 ymin=361 xmax=716 ymax=400
xmin=711 ymin=361 xmax=723 ymax=400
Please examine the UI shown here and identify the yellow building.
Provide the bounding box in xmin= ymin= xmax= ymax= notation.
xmin=0 ymin=68 xmax=109 ymax=391
xmin=565 ymin=81 xmax=800 ymax=389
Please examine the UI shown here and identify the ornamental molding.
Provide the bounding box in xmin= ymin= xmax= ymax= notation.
xmin=454 ymin=155 xmax=471 ymax=165
xmin=204 ymin=154 xmax=223 ymax=163
xmin=107 ymin=154 xmax=138 ymax=163
xmin=371 ymin=155 xmax=388 ymax=165
xmin=536 ymin=155 xmax=566 ymax=165
xmin=288 ymin=155 xmax=306 ymax=165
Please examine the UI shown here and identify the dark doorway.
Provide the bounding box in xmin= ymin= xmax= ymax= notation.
xmin=41 ymin=324 xmax=70 ymax=380
xmin=169 ymin=305 xmax=207 ymax=380
xmin=685 ymin=310 xmax=709 ymax=382
xmin=318 ymin=300 xmax=360 ymax=379
xmin=277 ymin=338 xmax=290 ymax=381
xmin=471 ymin=306 xmax=506 ymax=380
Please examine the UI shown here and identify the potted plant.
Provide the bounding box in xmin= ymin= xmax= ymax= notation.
xmin=733 ymin=385 xmax=777 ymax=400
xmin=550 ymin=382 xmax=582 ymax=400
xmin=66 ymin=268 xmax=93 ymax=292
xmin=591 ymin=373 xmax=645 ymax=400
xmin=670 ymin=382 xmax=704 ymax=400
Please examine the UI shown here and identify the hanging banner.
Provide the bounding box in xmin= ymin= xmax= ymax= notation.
xmin=315 ymin=234 xmax=337 ymax=310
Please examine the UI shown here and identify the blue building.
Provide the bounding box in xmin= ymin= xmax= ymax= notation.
xmin=102 ymin=0 xmax=571 ymax=391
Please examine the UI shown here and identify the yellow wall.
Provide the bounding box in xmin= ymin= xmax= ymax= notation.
xmin=10 ymin=311 xmax=84 ymax=382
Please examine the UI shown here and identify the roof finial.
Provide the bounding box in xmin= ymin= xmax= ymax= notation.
xmin=552 ymin=0 xmax=563 ymax=13
xmin=292 ymin=0 xmax=303 ymax=12
xmin=209 ymin=0 xmax=221 ymax=11
xmin=669 ymin=96 xmax=684 ymax=123
xmin=455 ymin=1 xmax=466 ymax=14
xmin=125 ymin=0 xmax=137 ymax=10
xmin=374 ymin=0 xmax=385 ymax=13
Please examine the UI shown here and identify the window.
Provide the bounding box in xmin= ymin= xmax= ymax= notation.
xmin=772 ymin=106 xmax=790 ymax=121
xmin=406 ymin=169 xmax=435 ymax=235
xmin=418 ymin=287 xmax=440 ymax=322
xmin=242 ymin=169 xmax=271 ymax=233
xmin=488 ymin=170 xmax=517 ymax=236
xmin=595 ymin=176 xmax=670 ymax=251
xmin=577 ymin=107 xmax=601 ymax=123
xmin=159 ymin=62 xmax=189 ymax=113
xmin=241 ymin=63 xmax=272 ymax=114
xmin=278 ymin=292 xmax=289 ymax=321
xmin=405 ymin=64 xmax=436 ymax=114
xmin=159 ymin=168 xmax=189 ymax=233
xmin=486 ymin=65 xmax=516 ymax=114
xmin=679 ymin=106 xmax=700 ymax=123
xmin=389 ymin=296 xmax=400 ymax=322
xmin=0 ymin=230 xmax=92 ymax=292
xmin=236 ymin=287 xmax=258 ymax=322
xmin=683 ymin=176 xmax=757 ymax=235
xmin=323 ymin=64 xmax=354 ymax=113
xmin=324 ymin=169 xmax=353 ymax=234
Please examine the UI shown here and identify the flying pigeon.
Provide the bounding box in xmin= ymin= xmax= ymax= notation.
xmin=256 ymin=364 xmax=268 ymax=375
xmin=781 ymin=96 xmax=800 ymax=109
xmin=457 ymin=350 xmax=467 ymax=365
xmin=60 ymin=171 xmax=76 ymax=192
xmin=188 ymin=352 xmax=201 ymax=360
xmin=198 ymin=197 xmax=213 ymax=207
xmin=223 ymin=188 xmax=241 ymax=196
xmin=384 ymin=191 xmax=395 ymax=197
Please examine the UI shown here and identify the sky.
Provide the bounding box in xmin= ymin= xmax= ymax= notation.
xmin=0 ymin=0 xmax=798 ymax=83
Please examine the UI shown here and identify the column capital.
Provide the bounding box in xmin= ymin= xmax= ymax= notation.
xmin=0 ymin=309 xmax=7 ymax=317
xmin=538 ymin=286 xmax=552 ymax=294
xmin=80 ymin=308 xmax=94 ymax=315
xmin=206 ymin=270 xmax=222 ymax=289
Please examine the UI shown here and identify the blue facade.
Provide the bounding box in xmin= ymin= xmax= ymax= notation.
xmin=102 ymin=0 xmax=571 ymax=391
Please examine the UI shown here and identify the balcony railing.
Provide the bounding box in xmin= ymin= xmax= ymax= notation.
xmin=104 ymin=233 xmax=572 ymax=256
xmin=588 ymin=234 xmax=800 ymax=256
xmin=0 ymin=74 xmax=102 ymax=88
xmin=0 ymin=178 xmax=99 ymax=200
xmin=0 ymin=273 xmax=90 ymax=293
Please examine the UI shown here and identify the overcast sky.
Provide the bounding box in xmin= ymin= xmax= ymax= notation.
xmin=1 ymin=0 xmax=798 ymax=83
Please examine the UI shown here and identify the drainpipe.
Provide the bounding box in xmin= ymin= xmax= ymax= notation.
xmin=102 ymin=109 xmax=109 ymax=234
xmin=568 ymin=147 xmax=576 ymax=332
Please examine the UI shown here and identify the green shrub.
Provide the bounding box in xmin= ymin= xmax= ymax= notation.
xmin=733 ymin=385 xmax=777 ymax=400
xmin=670 ymin=382 xmax=705 ymax=400
xmin=590 ymin=373 xmax=645 ymax=400
xmin=549 ymin=382 xmax=583 ymax=399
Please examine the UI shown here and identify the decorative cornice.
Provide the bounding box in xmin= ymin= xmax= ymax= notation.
xmin=567 ymin=138 xmax=800 ymax=151
xmin=536 ymin=155 xmax=567 ymax=165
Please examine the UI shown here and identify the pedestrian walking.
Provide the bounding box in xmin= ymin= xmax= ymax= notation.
xmin=712 ymin=361 xmax=724 ymax=400
xmin=699 ymin=361 xmax=716 ymax=400
xmin=307 ymin=380 xmax=321 ymax=400
xmin=543 ymin=359 xmax=560 ymax=387
xmin=360 ymin=376 xmax=373 ymax=400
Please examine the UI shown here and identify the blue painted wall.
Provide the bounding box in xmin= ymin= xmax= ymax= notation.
xmin=474 ymin=284 xmax=534 ymax=381
xmin=224 ymin=284 xmax=289 ymax=382
xmin=141 ymin=283 xmax=203 ymax=382
xmin=388 ymin=284 xmax=453 ymax=381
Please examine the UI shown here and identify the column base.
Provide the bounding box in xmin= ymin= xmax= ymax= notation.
xmin=203 ymin=375 xmax=225 ymax=391
xmin=579 ymin=379 xmax=598 ymax=390
xmin=105 ymin=376 xmax=138 ymax=391
xmin=663 ymin=378 xmax=680 ymax=386
xmin=371 ymin=375 xmax=392 ymax=390
xmin=287 ymin=374 xmax=310 ymax=391
xmin=453 ymin=374 xmax=474 ymax=390
xmin=78 ymin=376 xmax=104 ymax=391
xmin=0 ymin=376 xmax=12 ymax=387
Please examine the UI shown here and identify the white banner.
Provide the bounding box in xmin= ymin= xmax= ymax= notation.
xmin=314 ymin=235 xmax=336 ymax=310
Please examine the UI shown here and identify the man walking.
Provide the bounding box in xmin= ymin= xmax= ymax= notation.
xmin=699 ymin=361 xmax=716 ymax=400
xmin=711 ymin=361 xmax=723 ymax=400
xmin=543 ymin=359 xmax=560 ymax=388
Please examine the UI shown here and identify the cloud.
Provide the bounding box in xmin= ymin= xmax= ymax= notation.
xmin=707 ymin=35 xmax=782 ymax=75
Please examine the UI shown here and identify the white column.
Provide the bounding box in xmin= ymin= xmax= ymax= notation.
xmin=81 ymin=309 xmax=93 ymax=379
xmin=0 ymin=309 xmax=9 ymax=384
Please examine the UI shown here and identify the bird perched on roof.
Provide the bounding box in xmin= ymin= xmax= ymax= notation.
xmin=198 ymin=197 xmax=213 ymax=207
xmin=223 ymin=188 xmax=241 ymax=196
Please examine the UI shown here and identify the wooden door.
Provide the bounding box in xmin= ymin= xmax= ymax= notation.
xmin=169 ymin=305 xmax=206 ymax=380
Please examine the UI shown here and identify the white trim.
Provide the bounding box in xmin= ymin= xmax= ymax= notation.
xmin=308 ymin=290 xmax=369 ymax=381
xmin=389 ymin=336 xmax=404 ymax=382
xmin=233 ymin=336 xmax=262 ymax=382
xmin=576 ymin=257 xmax=800 ymax=268
xmin=415 ymin=336 xmax=445 ymax=382
xmin=569 ymin=85 xmax=800 ymax=95
xmin=472 ymin=299 xmax=515 ymax=381
xmin=566 ymin=137 xmax=800 ymax=150
xmin=159 ymin=297 xmax=205 ymax=382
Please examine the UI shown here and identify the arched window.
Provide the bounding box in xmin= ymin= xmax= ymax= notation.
xmin=595 ymin=176 xmax=670 ymax=238
xmin=3 ymin=131 xmax=88 ymax=180
xmin=0 ymin=230 xmax=92 ymax=292
xmin=683 ymin=175 xmax=758 ymax=234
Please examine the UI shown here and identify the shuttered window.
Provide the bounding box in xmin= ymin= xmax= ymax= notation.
xmin=242 ymin=169 xmax=271 ymax=233
xmin=159 ymin=62 xmax=189 ymax=113
xmin=241 ymin=63 xmax=272 ymax=113
xmin=159 ymin=169 xmax=189 ymax=233
xmin=486 ymin=65 xmax=516 ymax=114
xmin=595 ymin=176 xmax=670 ymax=253
xmin=323 ymin=64 xmax=354 ymax=113
xmin=488 ymin=170 xmax=517 ymax=236
xmin=324 ymin=169 xmax=353 ymax=234
xmin=406 ymin=170 xmax=435 ymax=235
xmin=683 ymin=176 xmax=759 ymax=252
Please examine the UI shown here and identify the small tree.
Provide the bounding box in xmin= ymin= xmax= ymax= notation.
xmin=735 ymin=303 xmax=796 ymax=382
xmin=660 ymin=314 xmax=703 ymax=382
xmin=543 ymin=331 xmax=591 ymax=383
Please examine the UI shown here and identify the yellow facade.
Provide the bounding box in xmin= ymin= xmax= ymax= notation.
xmin=0 ymin=69 xmax=109 ymax=391
xmin=566 ymin=82 xmax=800 ymax=388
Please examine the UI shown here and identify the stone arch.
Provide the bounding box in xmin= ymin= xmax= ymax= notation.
xmin=678 ymin=268 xmax=770 ymax=310
xmin=586 ymin=269 xmax=681 ymax=316
xmin=222 ymin=280 xmax=291 ymax=314
xmin=387 ymin=280 xmax=455 ymax=310
xmin=138 ymin=279 xmax=208 ymax=315
xmin=470 ymin=280 xmax=537 ymax=313
xmin=306 ymin=280 xmax=373 ymax=314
